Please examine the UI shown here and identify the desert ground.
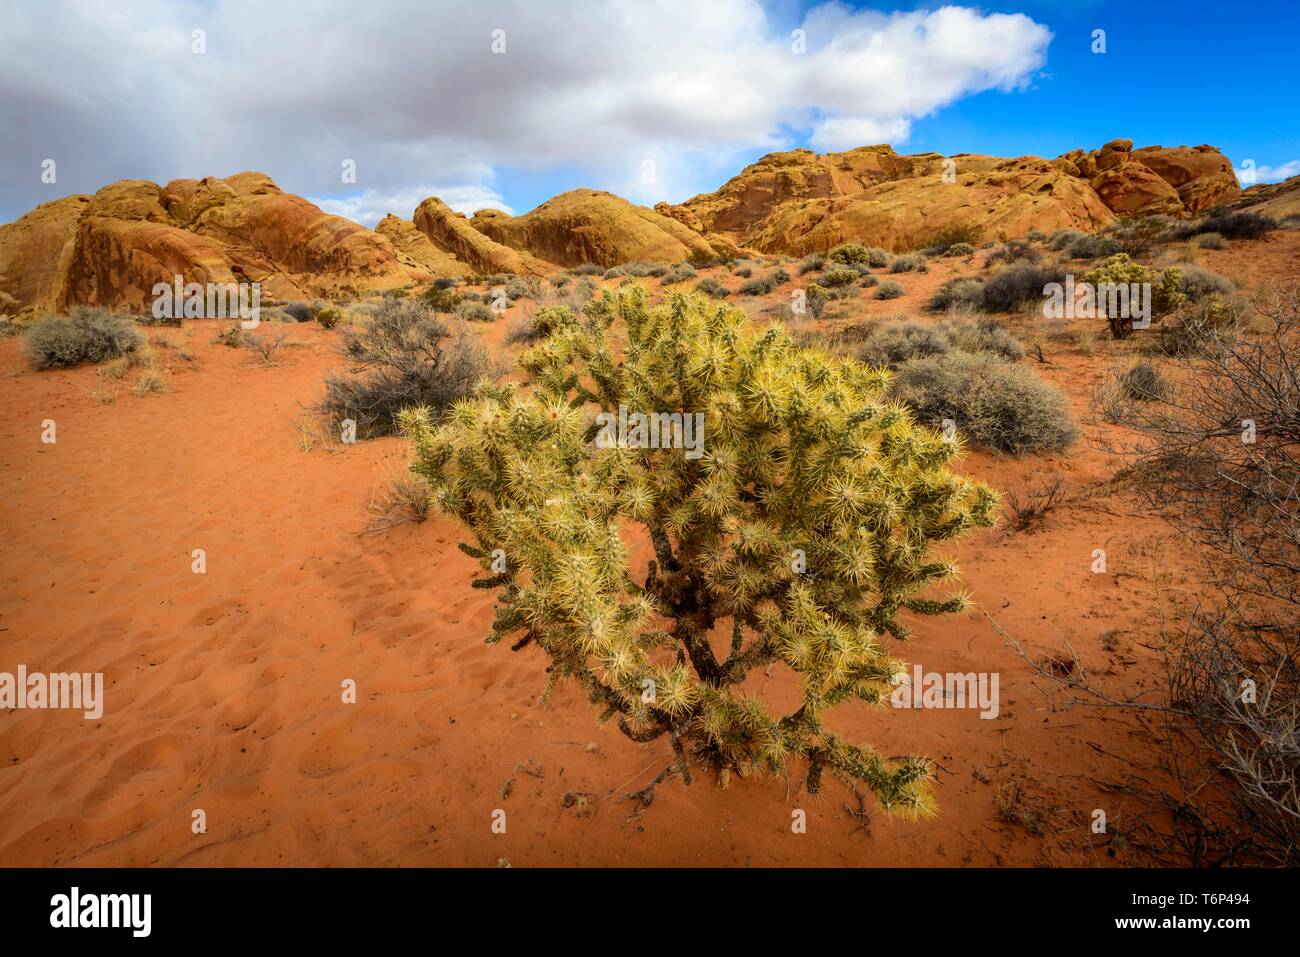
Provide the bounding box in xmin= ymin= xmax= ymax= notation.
xmin=5 ymin=227 xmax=1294 ymax=867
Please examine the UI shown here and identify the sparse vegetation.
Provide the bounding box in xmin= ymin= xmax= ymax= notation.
xmin=22 ymin=306 xmax=143 ymax=370
xmin=981 ymin=263 xmax=1064 ymax=313
xmin=401 ymin=282 xmax=998 ymax=813
xmin=1187 ymin=210 xmax=1276 ymax=240
xmin=888 ymin=352 xmax=1078 ymax=453
xmin=321 ymin=298 xmax=487 ymax=439
xmin=695 ymin=277 xmax=730 ymax=299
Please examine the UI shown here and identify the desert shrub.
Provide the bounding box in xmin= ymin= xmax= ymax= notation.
xmin=1097 ymin=287 xmax=1300 ymax=863
xmin=985 ymin=239 xmax=1041 ymax=268
xmin=244 ymin=330 xmax=288 ymax=365
xmin=134 ymin=366 xmax=169 ymax=396
xmin=1117 ymin=361 xmax=1167 ymax=401
xmin=854 ymin=317 xmax=1023 ymax=368
xmin=981 ymin=263 xmax=1064 ymax=313
xmin=944 ymin=317 xmax=1025 ymax=361
xmin=853 ymin=320 xmax=952 ymax=367
xmin=943 ymin=242 xmax=976 ymax=258
xmin=804 ymin=284 xmax=829 ymax=319
xmin=402 ymin=282 xmax=998 ymax=813
xmin=687 ymin=247 xmax=720 ymax=268
xmin=1065 ymin=234 xmax=1120 ymax=260
xmin=1190 ymin=211 xmax=1276 ymax=240
xmin=571 ymin=277 xmax=599 ymax=303
xmin=888 ymin=352 xmax=1078 ymax=453
xmin=1176 ymin=264 xmax=1233 ymax=302
xmin=320 ymin=298 xmax=486 ymax=439
xmin=874 ymin=280 xmax=905 ymax=300
xmin=770 ymin=268 xmax=791 ymax=285
xmin=571 ymin=263 xmax=604 ymax=276
xmin=550 ymin=273 xmax=572 ymax=288
xmin=603 ymin=266 xmax=626 ymax=279
xmin=422 ymin=285 xmax=464 ymax=313
xmin=1192 ymin=232 xmax=1227 ymax=250
xmin=282 ymin=301 xmax=314 ymax=323
xmin=456 ymin=300 xmax=497 ymax=323
xmin=315 ymin=305 xmax=342 ymax=329
xmin=213 ymin=324 xmax=244 ymax=348
xmin=1105 ymin=216 xmax=1173 ymax=257
xmin=504 ymin=278 xmax=531 ymax=300
xmin=927 ymin=278 xmax=986 ymax=312
xmin=862 ymin=247 xmax=891 ymax=268
xmin=624 ymin=262 xmax=669 ymax=278
xmin=889 ymin=254 xmax=925 ymax=274
xmin=1155 ymin=298 xmax=1241 ymax=357
xmin=695 ymin=277 xmax=730 ymax=299
xmin=1080 ymin=254 xmax=1185 ymax=338
xmin=732 ymin=266 xmax=753 ymax=278
xmin=820 ymin=267 xmax=860 ymax=288
xmin=828 ymin=243 xmax=869 ymax=265
xmin=799 ymin=253 xmax=826 ymax=274
xmin=22 ymin=307 xmax=143 ymax=370
xmin=1047 ymin=228 xmax=1086 ymax=252
xmin=926 ymin=223 xmax=983 ymax=253
xmin=738 ymin=275 xmax=778 ymax=296
xmin=663 ymin=264 xmax=697 ymax=284
xmin=506 ymin=305 xmax=572 ymax=346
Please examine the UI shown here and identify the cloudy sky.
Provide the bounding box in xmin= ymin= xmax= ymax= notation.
xmin=1 ymin=0 xmax=1297 ymax=226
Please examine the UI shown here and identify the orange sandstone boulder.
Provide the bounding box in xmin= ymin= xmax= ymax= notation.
xmin=0 ymin=172 xmax=425 ymax=315
xmin=466 ymin=188 xmax=716 ymax=268
xmin=375 ymin=214 xmax=469 ymax=278
xmin=412 ymin=197 xmax=553 ymax=276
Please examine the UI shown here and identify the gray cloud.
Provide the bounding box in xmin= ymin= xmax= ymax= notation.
xmin=0 ymin=0 xmax=1053 ymax=225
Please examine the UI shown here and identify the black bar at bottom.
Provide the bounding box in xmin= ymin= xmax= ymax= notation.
xmin=0 ymin=867 xmax=1284 ymax=943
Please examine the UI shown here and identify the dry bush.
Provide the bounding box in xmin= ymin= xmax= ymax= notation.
xmin=1003 ymin=474 xmax=1066 ymax=532
xmin=244 ymin=330 xmax=288 ymax=365
xmin=321 ymin=298 xmax=487 ymax=439
xmin=22 ymin=306 xmax=143 ymax=370
xmin=888 ymin=352 xmax=1078 ymax=454
xmin=1093 ymin=285 xmax=1300 ymax=864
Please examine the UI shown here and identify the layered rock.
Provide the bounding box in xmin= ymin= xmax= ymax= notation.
xmin=663 ymin=147 xmax=1116 ymax=254
xmin=463 ymin=188 xmax=719 ymax=268
xmin=0 ymin=195 xmax=89 ymax=315
xmin=1053 ymin=139 xmax=1240 ymax=218
xmin=664 ymin=140 xmax=1242 ymax=254
xmin=0 ymin=137 xmax=1253 ymax=318
xmin=375 ymin=213 xmax=471 ymax=278
xmin=0 ymin=173 xmax=424 ymax=315
xmin=412 ymin=197 xmax=553 ymax=277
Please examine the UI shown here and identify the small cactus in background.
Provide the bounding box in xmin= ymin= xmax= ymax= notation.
xmin=402 ymin=284 xmax=998 ymax=816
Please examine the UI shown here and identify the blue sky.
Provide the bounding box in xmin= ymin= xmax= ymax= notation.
xmin=1 ymin=0 xmax=1296 ymax=226
xmin=491 ymin=0 xmax=1300 ymax=215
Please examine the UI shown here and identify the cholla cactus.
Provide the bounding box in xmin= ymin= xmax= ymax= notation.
xmin=401 ymin=284 xmax=998 ymax=816
xmin=1083 ymin=253 xmax=1186 ymax=339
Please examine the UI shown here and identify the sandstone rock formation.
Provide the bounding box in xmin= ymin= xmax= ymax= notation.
xmin=662 ymin=140 xmax=1242 ymax=254
xmin=0 ymin=138 xmax=1251 ymax=318
xmin=464 ymin=188 xmax=719 ymax=268
xmin=1053 ymin=139 xmax=1241 ymax=218
xmin=375 ymin=213 xmax=471 ymax=278
xmin=412 ymin=197 xmax=553 ymax=277
xmin=1211 ymin=173 xmax=1300 ymax=222
xmin=0 ymin=173 xmax=424 ymax=316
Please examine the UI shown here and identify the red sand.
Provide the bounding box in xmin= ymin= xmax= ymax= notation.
xmin=4 ymin=236 xmax=1294 ymax=867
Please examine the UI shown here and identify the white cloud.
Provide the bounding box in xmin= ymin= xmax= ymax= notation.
xmin=311 ymin=185 xmax=513 ymax=228
xmin=0 ymin=0 xmax=1053 ymax=223
xmin=1254 ymin=160 xmax=1300 ymax=183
